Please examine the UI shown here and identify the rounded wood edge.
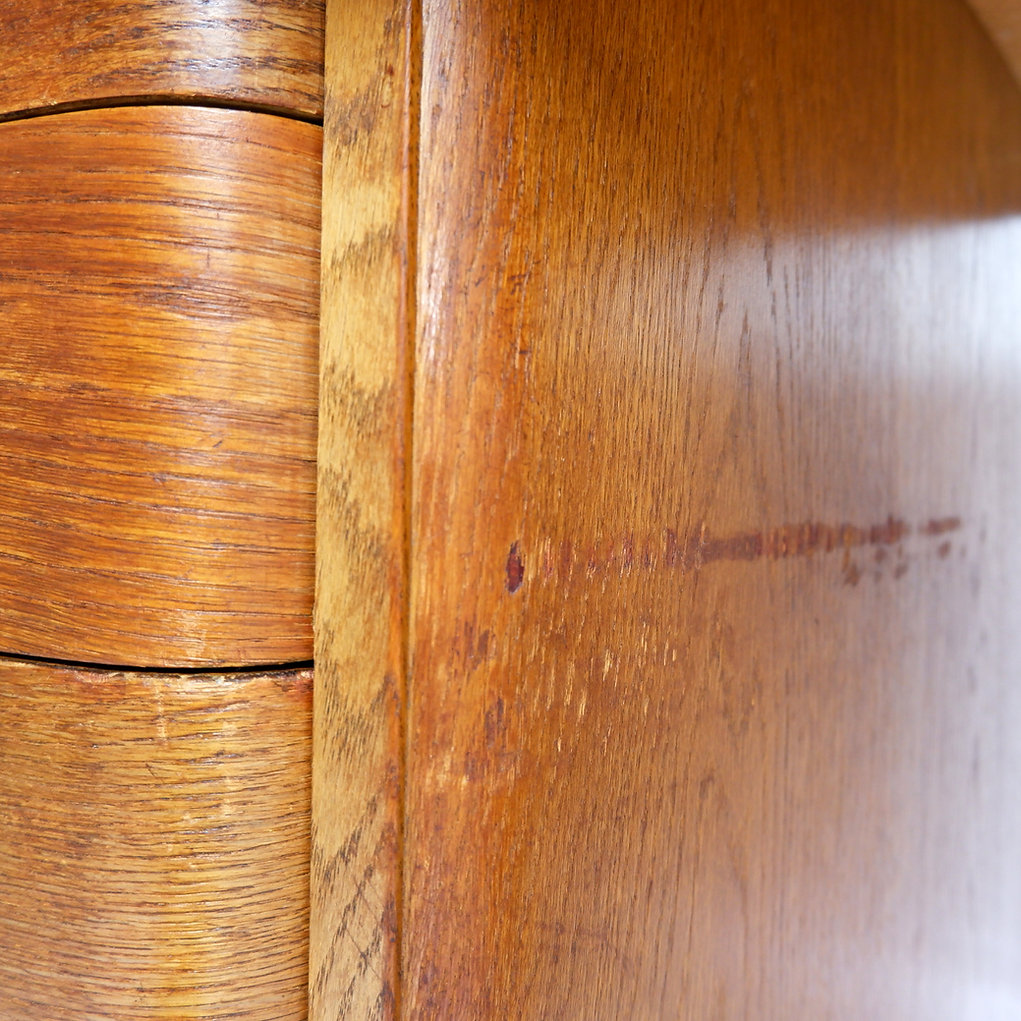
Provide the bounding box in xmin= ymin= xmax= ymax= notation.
xmin=0 ymin=657 xmax=312 ymax=1020
xmin=0 ymin=0 xmax=324 ymax=121
xmin=0 ymin=106 xmax=321 ymax=668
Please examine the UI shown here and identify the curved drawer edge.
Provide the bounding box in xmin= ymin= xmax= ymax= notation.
xmin=0 ymin=658 xmax=312 ymax=1020
xmin=0 ymin=107 xmax=321 ymax=668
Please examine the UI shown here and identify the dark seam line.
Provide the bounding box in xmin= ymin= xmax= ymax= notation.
xmin=0 ymin=94 xmax=323 ymax=127
xmin=0 ymin=649 xmax=314 ymax=675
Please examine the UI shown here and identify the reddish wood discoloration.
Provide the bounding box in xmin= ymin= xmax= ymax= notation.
xmin=506 ymin=541 xmax=525 ymax=592
xmin=529 ymin=516 xmax=956 ymax=581
xmin=921 ymin=516 xmax=964 ymax=536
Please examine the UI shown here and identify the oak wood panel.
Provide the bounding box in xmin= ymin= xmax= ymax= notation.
xmin=0 ymin=0 xmax=324 ymax=121
xmin=310 ymin=0 xmax=413 ymax=1016
xmin=395 ymin=0 xmax=1021 ymax=1017
xmin=0 ymin=106 xmax=320 ymax=668
xmin=0 ymin=658 xmax=312 ymax=1020
xmin=969 ymin=0 xmax=1021 ymax=85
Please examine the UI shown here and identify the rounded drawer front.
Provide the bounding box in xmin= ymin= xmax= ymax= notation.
xmin=0 ymin=106 xmax=320 ymax=668
xmin=0 ymin=658 xmax=312 ymax=1020
xmin=0 ymin=0 xmax=324 ymax=121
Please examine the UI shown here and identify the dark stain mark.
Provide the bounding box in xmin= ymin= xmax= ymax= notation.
xmin=536 ymin=515 xmax=961 ymax=580
xmin=698 ymin=771 xmax=716 ymax=801
xmin=894 ymin=562 xmax=910 ymax=579
xmin=270 ymin=669 xmax=314 ymax=697
xmin=476 ymin=628 xmax=491 ymax=660
xmin=506 ymin=541 xmax=524 ymax=593
xmin=843 ymin=559 xmax=862 ymax=586
xmin=484 ymin=697 xmax=505 ymax=747
xmin=921 ymin=516 xmax=962 ymax=536
xmin=665 ymin=516 xmax=909 ymax=569
xmin=535 ymin=920 xmax=635 ymax=971
xmin=451 ymin=620 xmax=493 ymax=671
xmin=937 ymin=540 xmax=953 ymax=559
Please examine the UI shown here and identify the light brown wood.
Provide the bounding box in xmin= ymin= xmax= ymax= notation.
xmin=0 ymin=658 xmax=312 ymax=1020
xmin=968 ymin=0 xmax=1021 ymax=84
xmin=310 ymin=0 xmax=413 ymax=1016
xmin=402 ymin=0 xmax=1021 ymax=1014
xmin=0 ymin=106 xmax=320 ymax=668
xmin=0 ymin=0 xmax=324 ymax=121
xmin=314 ymin=0 xmax=1021 ymax=1015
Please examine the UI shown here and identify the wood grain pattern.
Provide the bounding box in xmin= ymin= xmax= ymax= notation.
xmin=0 ymin=0 xmax=324 ymax=121
xmin=309 ymin=0 xmax=413 ymax=1016
xmin=0 ymin=658 xmax=312 ymax=1020
xmin=395 ymin=0 xmax=1021 ymax=1016
xmin=968 ymin=0 xmax=1021 ymax=85
xmin=0 ymin=106 xmax=320 ymax=668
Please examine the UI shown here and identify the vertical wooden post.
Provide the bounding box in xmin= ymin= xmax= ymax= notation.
xmin=311 ymin=1 xmax=415 ymax=1017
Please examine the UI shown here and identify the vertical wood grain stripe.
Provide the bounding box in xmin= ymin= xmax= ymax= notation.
xmin=310 ymin=0 xmax=414 ymax=1017
xmin=0 ymin=106 xmax=320 ymax=668
xmin=0 ymin=0 xmax=325 ymax=121
xmin=0 ymin=659 xmax=312 ymax=1020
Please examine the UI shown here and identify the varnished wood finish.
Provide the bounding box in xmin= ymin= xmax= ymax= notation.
xmin=310 ymin=1 xmax=412 ymax=1016
xmin=969 ymin=0 xmax=1021 ymax=84
xmin=0 ymin=0 xmax=324 ymax=121
xmin=0 ymin=659 xmax=312 ymax=1020
xmin=0 ymin=106 xmax=320 ymax=668
xmin=316 ymin=0 xmax=1021 ymax=1015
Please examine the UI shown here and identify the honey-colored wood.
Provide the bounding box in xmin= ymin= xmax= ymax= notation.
xmin=314 ymin=0 xmax=1021 ymax=1015
xmin=0 ymin=658 xmax=312 ymax=1020
xmin=402 ymin=0 xmax=1021 ymax=1014
xmin=0 ymin=0 xmax=324 ymax=121
xmin=310 ymin=1 xmax=413 ymax=1016
xmin=969 ymin=0 xmax=1021 ymax=84
xmin=0 ymin=106 xmax=320 ymax=669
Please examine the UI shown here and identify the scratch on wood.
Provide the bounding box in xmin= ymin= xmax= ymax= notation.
xmin=537 ymin=516 xmax=962 ymax=579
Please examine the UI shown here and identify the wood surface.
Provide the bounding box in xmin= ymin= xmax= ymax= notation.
xmin=0 ymin=658 xmax=312 ymax=1020
xmin=314 ymin=0 xmax=1021 ymax=1015
xmin=0 ymin=105 xmax=320 ymax=669
xmin=969 ymin=0 xmax=1021 ymax=85
xmin=310 ymin=0 xmax=413 ymax=1016
xmin=0 ymin=0 xmax=324 ymax=121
